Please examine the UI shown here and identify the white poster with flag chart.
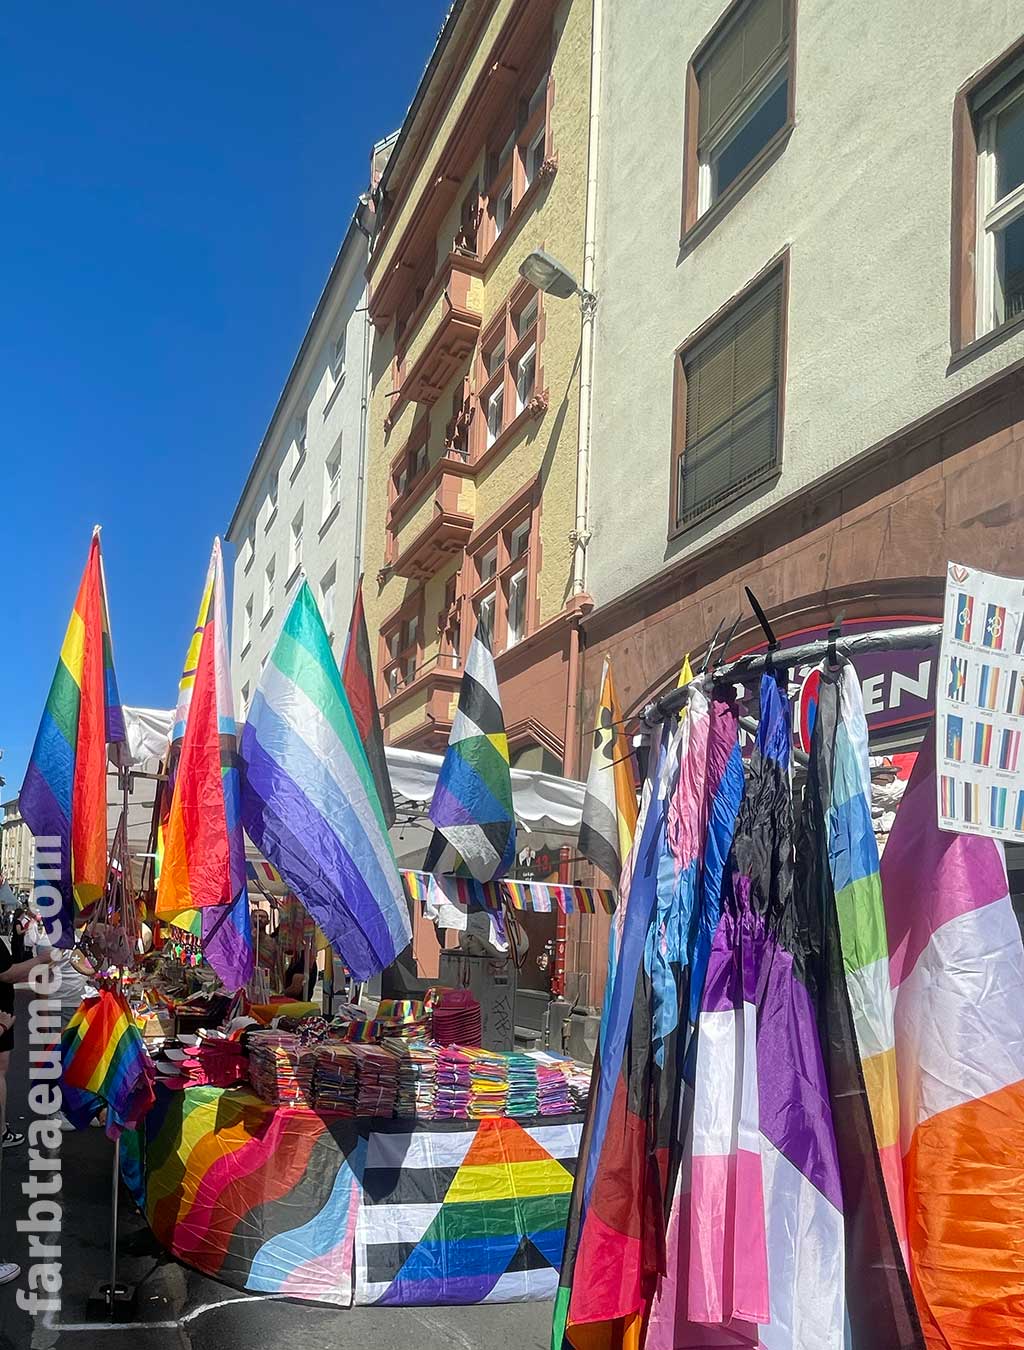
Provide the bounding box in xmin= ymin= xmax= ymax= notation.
xmin=937 ymin=561 xmax=1024 ymax=842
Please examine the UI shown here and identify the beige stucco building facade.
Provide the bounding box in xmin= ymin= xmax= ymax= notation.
xmin=362 ymin=0 xmax=593 ymax=782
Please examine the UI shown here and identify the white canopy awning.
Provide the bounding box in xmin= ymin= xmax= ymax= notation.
xmin=110 ymin=708 xmax=586 ymax=874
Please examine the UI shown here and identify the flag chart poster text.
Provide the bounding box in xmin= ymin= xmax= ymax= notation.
xmin=938 ymin=561 xmax=1024 ymax=842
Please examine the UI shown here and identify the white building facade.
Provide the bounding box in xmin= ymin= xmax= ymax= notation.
xmin=1 ymin=796 xmax=34 ymax=895
xmin=227 ymin=210 xmax=372 ymax=707
xmin=570 ymin=0 xmax=1024 ymax=997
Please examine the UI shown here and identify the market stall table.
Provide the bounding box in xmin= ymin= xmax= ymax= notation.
xmin=122 ymin=1082 xmax=583 ymax=1308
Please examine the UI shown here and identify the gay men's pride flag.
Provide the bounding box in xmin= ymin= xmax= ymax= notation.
xmin=21 ymin=529 xmax=126 ymax=934
xmin=241 ymin=582 xmax=411 ymax=980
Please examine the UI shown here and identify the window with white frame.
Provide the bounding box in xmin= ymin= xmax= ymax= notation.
xmin=476 ymin=287 xmax=542 ymax=455
xmin=333 ymin=330 xmax=346 ymax=382
xmin=480 ymin=64 xmax=551 ymax=253
xmin=324 ymin=440 xmax=343 ymax=518
xmin=296 ymin=412 xmax=307 ymax=461
xmin=382 ymin=606 xmax=421 ymax=697
xmin=469 ymin=510 xmax=534 ymax=653
xmin=244 ymin=522 xmax=256 ymax=571
xmin=266 ymin=471 xmax=279 ymax=522
xmin=240 ymin=682 xmax=251 ymax=719
xmin=320 ymin=565 xmax=337 ymax=637
xmin=243 ymin=595 xmax=254 ymax=649
xmin=975 ymin=73 xmax=1024 ymax=335
xmin=289 ymin=507 xmax=304 ymax=576
xmin=693 ymin=0 xmax=792 ymax=219
xmin=263 ymin=555 xmax=276 ymax=618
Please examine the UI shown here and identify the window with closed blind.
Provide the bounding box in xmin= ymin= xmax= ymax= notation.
xmin=672 ymin=261 xmax=786 ymax=531
xmin=682 ymin=0 xmax=795 ymax=240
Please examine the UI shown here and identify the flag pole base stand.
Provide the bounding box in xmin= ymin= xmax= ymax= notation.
xmin=86 ymin=1282 xmax=136 ymax=1320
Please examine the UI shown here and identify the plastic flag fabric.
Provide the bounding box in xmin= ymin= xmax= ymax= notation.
xmin=882 ymin=735 xmax=1024 ymax=1347
xmin=341 ymin=578 xmax=396 ymax=828
xmin=578 ymin=657 xmax=639 ymax=888
xmin=240 ymin=581 xmax=411 ymax=981
xmin=61 ymin=990 xmax=155 ymax=1138
xmin=554 ymin=725 xmax=670 ymax=1350
xmin=155 ymin=539 xmax=252 ymax=990
xmin=800 ymin=665 xmax=922 ymax=1348
xmin=21 ymin=529 xmax=126 ymax=932
xmin=684 ymin=673 xmax=846 ymax=1346
xmin=426 ymin=626 xmax=516 ymax=883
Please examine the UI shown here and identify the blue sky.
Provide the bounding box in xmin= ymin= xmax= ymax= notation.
xmin=0 ymin=1 xmax=449 ymax=800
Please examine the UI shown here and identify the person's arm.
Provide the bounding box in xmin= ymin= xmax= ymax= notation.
xmin=0 ymin=951 xmax=54 ymax=984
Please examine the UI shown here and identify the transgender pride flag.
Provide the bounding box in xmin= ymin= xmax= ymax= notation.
xmin=241 ymin=582 xmax=411 ymax=980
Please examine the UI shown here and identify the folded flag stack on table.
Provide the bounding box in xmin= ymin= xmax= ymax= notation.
xmin=311 ymin=1044 xmax=359 ymax=1115
xmin=351 ymin=1043 xmax=400 ymax=1119
xmin=505 ymin=1053 xmax=541 ymax=1118
xmin=246 ymin=1031 xmax=317 ymax=1106
xmin=529 ymin=1051 xmax=591 ymax=1113
xmin=434 ymin=1044 xmax=474 ymax=1119
xmin=388 ymin=1039 xmax=438 ymax=1121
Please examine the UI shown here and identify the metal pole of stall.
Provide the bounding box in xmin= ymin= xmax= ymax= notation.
xmin=641 ymin=624 xmax=943 ymax=727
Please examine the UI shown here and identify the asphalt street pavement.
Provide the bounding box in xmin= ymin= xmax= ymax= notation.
xmin=0 ymin=990 xmax=554 ymax=1350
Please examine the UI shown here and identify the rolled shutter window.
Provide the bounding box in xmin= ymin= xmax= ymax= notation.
xmin=697 ymin=0 xmax=789 ymax=153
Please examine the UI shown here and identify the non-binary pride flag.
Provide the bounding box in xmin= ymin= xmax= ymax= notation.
xmin=578 ymin=656 xmax=638 ymax=888
xmin=426 ymin=626 xmax=516 ymax=883
xmin=21 ymin=528 xmax=126 ymax=931
xmin=341 ymin=577 xmax=396 ymax=828
xmin=241 ymin=581 xmax=411 ymax=980
xmin=155 ymin=539 xmax=252 ymax=990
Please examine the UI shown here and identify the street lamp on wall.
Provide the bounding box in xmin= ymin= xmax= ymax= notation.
xmin=518 ymin=249 xmax=596 ymax=311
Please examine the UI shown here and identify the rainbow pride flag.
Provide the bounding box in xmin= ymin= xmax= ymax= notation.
xmin=21 ymin=530 xmax=126 ymax=931
xmin=973 ymin=721 xmax=993 ymax=766
xmin=61 ymin=990 xmax=155 ymax=1138
xmin=883 ymin=739 xmax=1024 ymax=1345
xmin=156 ymin=539 xmax=251 ymax=990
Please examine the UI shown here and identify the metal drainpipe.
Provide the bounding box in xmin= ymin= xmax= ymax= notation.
xmin=571 ymin=0 xmax=603 ymax=598
xmin=352 ymin=242 xmax=373 ymax=602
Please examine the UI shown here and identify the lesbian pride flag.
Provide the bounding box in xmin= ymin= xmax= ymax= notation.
xmin=21 ymin=529 xmax=126 ymax=933
xmin=883 ymin=739 xmax=1024 ymax=1346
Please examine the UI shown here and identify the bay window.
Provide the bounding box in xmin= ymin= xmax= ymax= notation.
xmin=475 ymin=284 xmax=544 ymax=458
xmin=382 ymin=602 xmax=422 ymax=699
xmin=468 ymin=507 xmax=535 ymax=653
xmin=481 ymin=64 xmax=552 ymax=254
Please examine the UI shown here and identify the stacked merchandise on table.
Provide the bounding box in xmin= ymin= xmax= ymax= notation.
xmin=151 ymin=1031 xmax=248 ymax=1090
xmin=310 ymin=1044 xmax=359 ymax=1115
xmin=388 ymin=1039 xmax=438 ymax=1121
xmin=434 ymin=1044 xmax=509 ymax=1120
xmin=350 ymin=1043 xmax=400 ymax=1118
xmin=247 ymin=1031 xmax=317 ymax=1106
xmin=529 ymin=1050 xmax=592 ymax=1112
xmin=505 ymin=1053 xmax=541 ymax=1118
